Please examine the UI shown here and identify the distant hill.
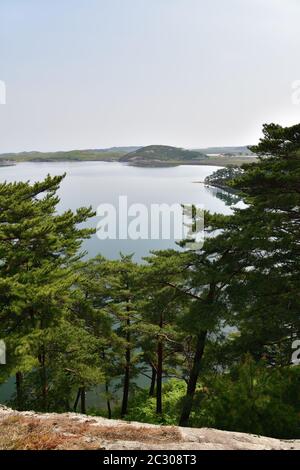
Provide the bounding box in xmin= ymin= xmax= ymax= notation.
xmin=195 ymin=146 xmax=254 ymax=156
xmin=0 ymin=148 xmax=130 ymax=162
xmin=0 ymin=145 xmax=256 ymax=167
xmin=120 ymin=145 xmax=207 ymax=165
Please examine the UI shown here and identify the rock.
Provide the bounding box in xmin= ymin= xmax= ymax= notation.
xmin=0 ymin=406 xmax=299 ymax=450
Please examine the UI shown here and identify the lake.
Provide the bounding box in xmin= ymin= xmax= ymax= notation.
xmin=0 ymin=161 xmax=231 ymax=260
xmin=0 ymin=161 xmax=231 ymax=406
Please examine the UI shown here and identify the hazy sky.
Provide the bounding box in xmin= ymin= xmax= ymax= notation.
xmin=1 ymin=0 xmax=300 ymax=153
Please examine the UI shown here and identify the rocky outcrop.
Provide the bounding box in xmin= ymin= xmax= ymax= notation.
xmin=0 ymin=405 xmax=299 ymax=450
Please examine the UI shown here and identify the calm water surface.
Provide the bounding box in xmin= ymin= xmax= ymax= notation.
xmin=0 ymin=162 xmax=230 ymax=260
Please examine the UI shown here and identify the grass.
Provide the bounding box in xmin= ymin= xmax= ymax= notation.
xmin=0 ymin=412 xmax=182 ymax=450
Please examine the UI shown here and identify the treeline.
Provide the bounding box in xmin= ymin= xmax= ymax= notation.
xmin=0 ymin=123 xmax=299 ymax=438
xmin=204 ymin=165 xmax=243 ymax=190
xmin=0 ymin=149 xmax=123 ymax=162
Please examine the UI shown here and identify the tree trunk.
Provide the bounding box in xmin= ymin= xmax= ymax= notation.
xmin=101 ymin=349 xmax=112 ymax=419
xmin=179 ymin=330 xmax=207 ymax=427
xmin=121 ymin=313 xmax=131 ymax=418
xmin=80 ymin=387 xmax=86 ymax=414
xmin=38 ymin=345 xmax=47 ymax=411
xmin=156 ymin=340 xmax=163 ymax=414
xmin=149 ymin=364 xmax=157 ymax=397
xmin=105 ymin=381 xmax=112 ymax=419
xmin=16 ymin=371 xmax=23 ymax=410
xmin=156 ymin=313 xmax=164 ymax=415
xmin=179 ymin=282 xmax=216 ymax=427
xmin=73 ymin=388 xmax=81 ymax=412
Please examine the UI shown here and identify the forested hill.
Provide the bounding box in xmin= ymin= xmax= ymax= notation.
xmin=119 ymin=145 xmax=208 ymax=165
xmin=0 ymin=148 xmax=136 ymax=162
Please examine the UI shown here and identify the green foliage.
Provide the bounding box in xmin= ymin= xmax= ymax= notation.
xmin=204 ymin=165 xmax=243 ymax=189
xmin=125 ymin=380 xmax=186 ymax=425
xmin=126 ymin=359 xmax=300 ymax=439
xmin=0 ymin=175 xmax=96 ymax=409
xmin=9 ymin=320 xmax=104 ymax=412
xmin=191 ymin=358 xmax=300 ymax=439
xmin=120 ymin=145 xmax=207 ymax=163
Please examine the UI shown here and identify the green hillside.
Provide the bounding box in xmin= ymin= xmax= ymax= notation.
xmin=0 ymin=148 xmax=131 ymax=162
xmin=120 ymin=145 xmax=207 ymax=165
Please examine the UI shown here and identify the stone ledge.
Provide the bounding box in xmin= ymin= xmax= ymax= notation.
xmin=0 ymin=406 xmax=299 ymax=450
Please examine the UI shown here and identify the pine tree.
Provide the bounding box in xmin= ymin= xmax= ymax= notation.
xmin=219 ymin=123 xmax=300 ymax=364
xmin=0 ymin=175 xmax=95 ymax=410
xmin=73 ymin=254 xmax=143 ymax=418
xmin=140 ymin=251 xmax=190 ymax=417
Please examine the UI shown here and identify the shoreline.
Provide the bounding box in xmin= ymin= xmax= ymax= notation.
xmin=0 ymin=157 xmax=256 ymax=168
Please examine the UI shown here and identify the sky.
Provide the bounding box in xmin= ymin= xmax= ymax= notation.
xmin=0 ymin=0 xmax=300 ymax=153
